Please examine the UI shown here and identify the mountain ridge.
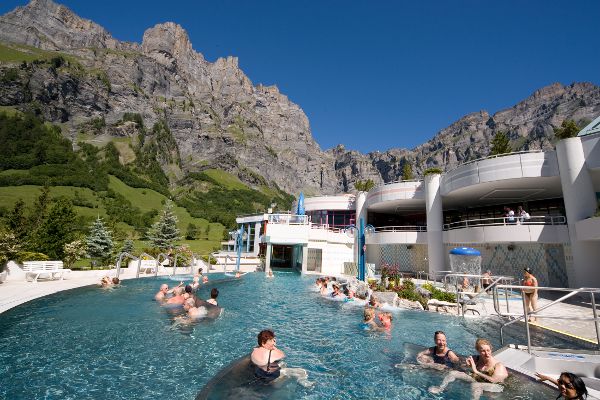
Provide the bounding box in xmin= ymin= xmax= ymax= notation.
xmin=1 ymin=0 xmax=599 ymax=195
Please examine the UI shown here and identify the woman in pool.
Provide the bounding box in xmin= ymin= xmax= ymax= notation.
xmin=536 ymin=371 xmax=588 ymax=399
xmin=429 ymin=338 xmax=506 ymax=400
xmin=251 ymin=329 xmax=285 ymax=382
xmin=377 ymin=312 xmax=392 ymax=330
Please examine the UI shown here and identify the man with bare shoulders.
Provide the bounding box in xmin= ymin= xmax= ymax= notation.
xmin=166 ymin=286 xmax=185 ymax=305
xmin=155 ymin=282 xmax=183 ymax=302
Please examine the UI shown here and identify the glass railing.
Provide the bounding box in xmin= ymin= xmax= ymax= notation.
xmin=267 ymin=213 xmax=309 ymax=225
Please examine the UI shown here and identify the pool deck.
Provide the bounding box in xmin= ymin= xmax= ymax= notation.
xmin=0 ymin=263 xmax=257 ymax=314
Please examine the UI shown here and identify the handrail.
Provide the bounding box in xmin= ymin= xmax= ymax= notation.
xmin=443 ymin=215 xmax=566 ymax=230
xmin=114 ymin=252 xmax=139 ymax=279
xmin=373 ymin=225 xmax=427 ymax=232
xmin=494 ymin=285 xmax=600 ymax=353
xmin=442 ymin=273 xmax=515 ymax=316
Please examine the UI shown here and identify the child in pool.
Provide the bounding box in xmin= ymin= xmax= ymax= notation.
xmin=378 ymin=312 xmax=393 ymax=330
xmin=362 ymin=307 xmax=379 ymax=330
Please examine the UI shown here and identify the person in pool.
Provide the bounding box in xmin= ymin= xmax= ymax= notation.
xmin=251 ymin=329 xmax=285 ymax=382
xmin=429 ymin=338 xmax=506 ymax=400
xmin=369 ymin=295 xmax=382 ymax=308
xmin=377 ymin=312 xmax=392 ymax=330
xmin=536 ymin=371 xmax=588 ymax=399
xmin=362 ymin=307 xmax=379 ymax=329
xmin=417 ymin=331 xmax=460 ymax=369
xmin=166 ymin=286 xmax=186 ymax=305
xmin=207 ymin=288 xmax=219 ymax=306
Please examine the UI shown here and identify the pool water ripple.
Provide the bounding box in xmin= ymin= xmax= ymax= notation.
xmin=0 ymin=273 xmax=572 ymax=399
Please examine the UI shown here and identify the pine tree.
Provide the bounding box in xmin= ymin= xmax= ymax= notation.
xmin=148 ymin=200 xmax=180 ymax=250
xmin=34 ymin=198 xmax=77 ymax=260
xmin=185 ymin=223 xmax=197 ymax=240
xmin=489 ymin=131 xmax=512 ymax=156
xmin=6 ymin=198 xmax=28 ymax=241
xmin=121 ymin=239 xmax=134 ymax=255
xmin=554 ymin=119 xmax=581 ymax=140
xmin=86 ymin=217 xmax=114 ymax=261
xmin=401 ymin=161 xmax=413 ymax=180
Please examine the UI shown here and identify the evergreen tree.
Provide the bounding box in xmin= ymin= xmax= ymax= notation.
xmin=401 ymin=161 xmax=413 ymax=180
xmin=554 ymin=119 xmax=581 ymax=140
xmin=86 ymin=217 xmax=114 ymax=261
xmin=185 ymin=223 xmax=197 ymax=240
xmin=6 ymin=199 xmax=28 ymax=241
xmin=30 ymin=185 xmax=51 ymax=233
xmin=354 ymin=179 xmax=375 ymax=192
xmin=34 ymin=198 xmax=77 ymax=260
xmin=147 ymin=200 xmax=180 ymax=250
xmin=490 ymin=131 xmax=512 ymax=156
xmin=121 ymin=239 xmax=134 ymax=255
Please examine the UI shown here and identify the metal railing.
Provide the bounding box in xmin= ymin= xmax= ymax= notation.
xmin=441 ymin=273 xmax=516 ymax=316
xmin=373 ymin=225 xmax=427 ymax=232
xmin=267 ymin=213 xmax=309 ymax=225
xmin=443 ymin=215 xmax=566 ymax=230
xmin=494 ymin=285 xmax=600 ymax=352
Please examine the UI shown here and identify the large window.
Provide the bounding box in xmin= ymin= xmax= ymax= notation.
xmin=307 ymin=210 xmax=355 ymax=228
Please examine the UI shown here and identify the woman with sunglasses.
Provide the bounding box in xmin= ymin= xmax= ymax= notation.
xmin=536 ymin=371 xmax=588 ymax=399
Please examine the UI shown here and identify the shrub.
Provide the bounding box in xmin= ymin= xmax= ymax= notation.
xmin=424 ymin=167 xmax=443 ymax=176
xmin=422 ymin=283 xmax=457 ymax=303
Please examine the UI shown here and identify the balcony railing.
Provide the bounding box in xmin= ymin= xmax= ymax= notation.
xmin=373 ymin=225 xmax=427 ymax=232
xmin=267 ymin=213 xmax=309 ymax=225
xmin=443 ymin=215 xmax=566 ymax=230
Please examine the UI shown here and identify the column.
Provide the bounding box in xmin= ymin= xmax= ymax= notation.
xmin=425 ymin=173 xmax=445 ymax=277
xmin=265 ymin=243 xmax=272 ymax=274
xmin=301 ymin=244 xmax=309 ymax=274
xmin=556 ymin=137 xmax=600 ymax=287
xmin=253 ymin=222 xmax=262 ymax=256
xmin=354 ymin=192 xmax=367 ymax=270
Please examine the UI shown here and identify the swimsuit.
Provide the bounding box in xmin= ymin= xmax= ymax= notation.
xmin=430 ymin=347 xmax=455 ymax=367
xmin=523 ymin=278 xmax=536 ymax=295
xmin=471 ymin=355 xmax=498 ymax=382
xmin=254 ymin=349 xmax=281 ymax=382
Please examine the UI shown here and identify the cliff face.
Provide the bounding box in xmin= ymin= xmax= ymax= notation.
xmin=1 ymin=0 xmax=599 ymax=195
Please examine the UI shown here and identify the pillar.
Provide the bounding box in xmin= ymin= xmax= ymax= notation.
xmin=354 ymin=192 xmax=367 ymax=269
xmin=301 ymin=244 xmax=308 ymax=274
xmin=265 ymin=243 xmax=272 ymax=274
xmin=556 ymin=137 xmax=600 ymax=287
xmin=425 ymin=173 xmax=445 ymax=277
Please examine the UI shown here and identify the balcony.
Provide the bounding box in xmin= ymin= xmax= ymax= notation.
xmin=366 ymin=225 xmax=428 ymax=245
xmin=442 ymin=215 xmax=569 ymax=244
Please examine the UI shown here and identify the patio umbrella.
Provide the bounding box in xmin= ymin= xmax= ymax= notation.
xmin=296 ymin=192 xmax=305 ymax=215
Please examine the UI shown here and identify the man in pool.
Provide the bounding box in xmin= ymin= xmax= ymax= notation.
xmin=155 ymin=282 xmax=183 ymax=301
xmin=166 ymin=286 xmax=186 ymax=305
xmin=417 ymin=331 xmax=460 ymax=369
xmin=207 ymin=288 xmax=219 ymax=306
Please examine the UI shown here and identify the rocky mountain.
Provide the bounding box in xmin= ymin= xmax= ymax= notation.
xmin=1 ymin=0 xmax=599 ymax=196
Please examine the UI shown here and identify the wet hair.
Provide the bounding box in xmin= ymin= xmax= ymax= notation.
xmin=112 ymin=277 xmax=120 ymax=285
xmin=558 ymin=372 xmax=588 ymax=399
xmin=434 ymin=330 xmax=446 ymax=339
xmin=257 ymin=329 xmax=275 ymax=346
xmin=184 ymin=284 xmax=193 ymax=293
xmin=475 ymin=338 xmax=492 ymax=351
xmin=380 ymin=312 xmax=392 ymax=321
xmin=210 ymin=288 xmax=219 ymax=299
xmin=198 ymin=268 xmax=203 ymax=274
xmin=364 ymin=307 xmax=375 ymax=321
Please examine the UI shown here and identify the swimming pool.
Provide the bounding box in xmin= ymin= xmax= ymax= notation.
xmin=0 ymin=272 xmax=574 ymax=399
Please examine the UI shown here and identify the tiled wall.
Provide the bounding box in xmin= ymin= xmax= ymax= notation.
xmin=443 ymin=243 xmax=569 ymax=287
xmin=379 ymin=244 xmax=428 ymax=274
xmin=376 ymin=242 xmax=569 ymax=287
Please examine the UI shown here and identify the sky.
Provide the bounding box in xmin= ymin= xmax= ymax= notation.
xmin=1 ymin=1 xmax=599 ymax=153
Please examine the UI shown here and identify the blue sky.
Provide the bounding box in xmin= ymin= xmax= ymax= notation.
xmin=1 ymin=1 xmax=599 ymax=153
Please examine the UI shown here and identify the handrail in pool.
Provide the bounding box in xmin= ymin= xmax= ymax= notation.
xmin=494 ymin=285 xmax=600 ymax=353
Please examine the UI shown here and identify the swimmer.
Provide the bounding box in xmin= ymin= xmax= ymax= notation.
xmin=183 ymin=284 xmax=193 ymax=300
xmin=251 ymin=329 xmax=285 ymax=382
xmin=235 ymin=271 xmax=241 ymax=278
xmin=535 ymin=371 xmax=588 ymax=400
xmin=331 ymin=284 xmax=344 ymax=298
xmin=429 ymin=338 xmax=506 ymax=400
xmin=184 ymin=298 xmax=208 ymax=319
xmin=100 ymin=276 xmax=112 ymax=288
xmin=111 ymin=277 xmax=120 ymax=285
xmin=417 ymin=331 xmax=460 ymax=370
xmin=267 ymin=270 xmax=274 ymax=278
xmin=191 ymin=275 xmax=200 ymax=291
xmin=377 ymin=312 xmax=392 ymax=330
xmin=155 ymin=282 xmax=184 ymax=302
xmin=166 ymin=286 xmax=186 ymax=305
xmin=369 ymin=295 xmax=382 ymax=308
xmin=362 ymin=307 xmax=379 ymax=330
xmin=206 ymin=287 xmax=219 ymax=306
xmin=202 ymin=275 xmax=209 ymax=284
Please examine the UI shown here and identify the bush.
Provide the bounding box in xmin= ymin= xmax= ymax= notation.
xmin=422 ymin=283 xmax=457 ymax=303
xmin=424 ymin=167 xmax=443 ymax=176
xmin=16 ymin=251 xmax=49 ymax=263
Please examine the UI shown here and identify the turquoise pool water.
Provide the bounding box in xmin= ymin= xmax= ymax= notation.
xmin=0 ymin=272 xmax=571 ymax=399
